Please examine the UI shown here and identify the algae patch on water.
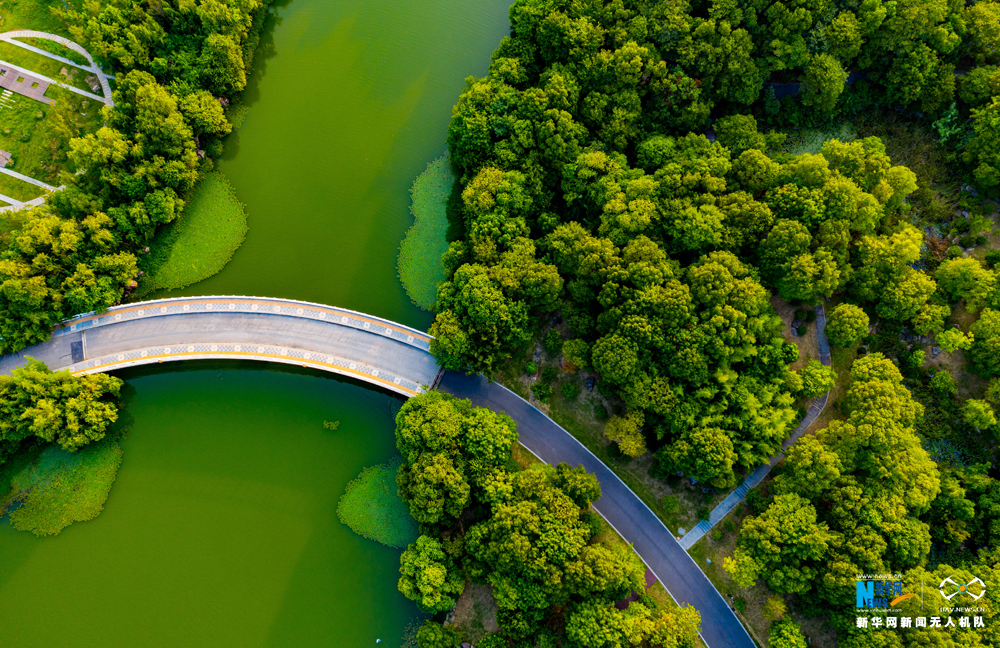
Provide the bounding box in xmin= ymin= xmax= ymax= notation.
xmin=398 ymin=155 xmax=453 ymax=310
xmin=337 ymin=458 xmax=418 ymax=548
xmin=137 ymin=172 xmax=248 ymax=296
xmin=3 ymin=439 xmax=123 ymax=536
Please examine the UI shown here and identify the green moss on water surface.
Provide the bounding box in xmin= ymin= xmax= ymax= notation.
xmin=398 ymin=155 xmax=453 ymax=310
xmin=1 ymin=438 xmax=123 ymax=536
xmin=136 ymin=171 xmax=248 ymax=296
xmin=337 ymin=457 xmax=418 ymax=549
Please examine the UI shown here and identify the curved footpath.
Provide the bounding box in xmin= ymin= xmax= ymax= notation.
xmin=0 ymin=30 xmax=114 ymax=105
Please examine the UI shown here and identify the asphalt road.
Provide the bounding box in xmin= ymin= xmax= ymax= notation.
xmin=439 ymin=371 xmax=757 ymax=648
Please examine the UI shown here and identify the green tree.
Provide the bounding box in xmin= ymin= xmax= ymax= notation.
xmin=0 ymin=359 xmax=123 ymax=451
xmin=713 ymin=114 xmax=765 ymax=156
xmin=732 ymin=493 xmax=836 ymax=594
xmin=562 ymin=339 xmax=590 ymax=371
xmin=930 ymin=370 xmax=958 ymax=396
xmin=775 ymin=436 xmax=842 ymax=501
xmin=962 ymin=399 xmax=998 ymax=430
xmin=763 ymin=596 xmax=787 ymax=622
xmin=604 ymin=411 xmax=646 ymax=458
xmin=970 ymin=309 xmax=1000 ymax=376
xmin=770 ymin=618 xmax=808 ymax=648
xmin=416 ymin=621 xmax=461 ymax=648
xmin=800 ymin=360 xmax=836 ymax=398
xmin=825 ymin=303 xmax=870 ymax=347
xmin=398 ymin=535 xmax=466 ymax=612
xmin=937 ymin=327 xmax=973 ymax=353
xmin=936 ymin=257 xmax=997 ymax=312
xmin=801 ymin=54 xmax=848 ymax=115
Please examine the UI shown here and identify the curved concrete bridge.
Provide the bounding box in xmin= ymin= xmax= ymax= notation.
xmin=0 ymin=296 xmax=441 ymax=397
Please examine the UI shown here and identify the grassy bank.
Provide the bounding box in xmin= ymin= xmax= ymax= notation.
xmin=136 ymin=172 xmax=248 ymax=296
xmin=398 ymin=155 xmax=452 ymax=310
xmin=0 ymin=84 xmax=103 ymax=186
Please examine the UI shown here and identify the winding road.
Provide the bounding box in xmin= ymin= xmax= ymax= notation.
xmin=0 ymin=294 xmax=830 ymax=648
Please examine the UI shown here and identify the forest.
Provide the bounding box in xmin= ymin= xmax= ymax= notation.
xmin=423 ymin=0 xmax=1000 ymax=645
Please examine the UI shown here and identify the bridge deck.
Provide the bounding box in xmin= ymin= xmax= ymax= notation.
xmin=0 ymin=296 xmax=440 ymax=397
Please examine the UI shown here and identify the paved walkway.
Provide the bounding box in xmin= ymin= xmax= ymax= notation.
xmin=0 ymin=166 xmax=57 ymax=191
xmin=0 ymin=296 xmax=441 ymax=397
xmin=0 ymin=30 xmax=113 ymax=105
xmin=0 ymin=57 xmax=105 ymax=104
xmin=0 ymin=192 xmax=51 ymax=213
xmin=439 ymin=373 xmax=757 ymax=648
xmin=678 ymin=303 xmax=831 ymax=550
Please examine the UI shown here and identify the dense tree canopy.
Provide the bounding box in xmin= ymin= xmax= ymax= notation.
xmin=395 ymin=391 xmax=700 ymax=646
xmin=0 ymin=359 xmax=122 ymax=454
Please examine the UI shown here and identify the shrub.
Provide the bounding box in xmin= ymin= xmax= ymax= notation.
xmin=561 ymin=382 xmax=580 ymax=400
xmin=947 ymin=245 xmax=964 ymax=259
xmin=697 ymin=507 xmax=710 ymax=521
xmin=337 ymin=459 xmax=419 ymax=548
xmin=724 ymin=519 xmax=736 ymax=532
xmin=525 ymin=361 xmax=538 ymax=375
xmin=795 ymin=308 xmax=810 ymax=321
xmin=746 ymin=487 xmax=768 ymax=514
xmin=960 ymin=234 xmax=978 ymax=248
xmin=532 ymin=382 xmax=553 ymax=402
xmin=476 ymin=634 xmax=505 ymax=648
xmin=711 ymin=529 xmax=723 ymax=541
xmin=542 ymin=366 xmax=558 ymax=382
xmin=805 ymin=309 xmax=817 ymax=322
xmin=985 ymin=249 xmax=1000 ymax=268
xmin=930 ymin=370 xmax=958 ymax=396
xmin=594 ymin=403 xmax=609 ymax=420
xmin=763 ymin=596 xmax=787 ymax=622
xmin=796 ymin=324 xmax=808 ymax=336
xmin=562 ymin=339 xmax=590 ymax=370
xmin=734 ymin=598 xmax=746 ymax=612
xmin=661 ymin=494 xmax=680 ymax=514
xmin=542 ymin=329 xmax=564 ymax=354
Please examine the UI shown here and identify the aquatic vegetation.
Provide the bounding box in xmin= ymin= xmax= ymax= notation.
xmin=5 ymin=439 xmax=123 ymax=536
xmin=398 ymin=156 xmax=452 ymax=310
xmin=337 ymin=458 xmax=418 ymax=549
xmin=137 ymin=172 xmax=248 ymax=295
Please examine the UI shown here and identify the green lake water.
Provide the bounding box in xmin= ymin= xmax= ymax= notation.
xmin=172 ymin=0 xmax=511 ymax=329
xmin=0 ymin=0 xmax=512 ymax=645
